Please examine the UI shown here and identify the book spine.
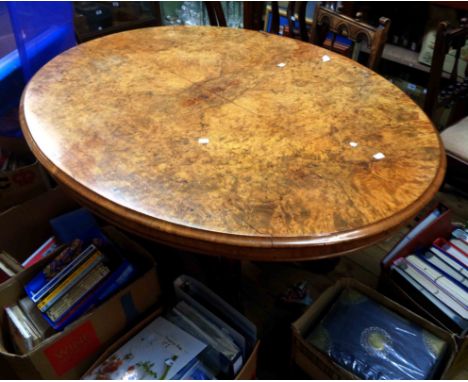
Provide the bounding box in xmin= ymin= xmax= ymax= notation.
xmin=391 ymin=266 xmax=468 ymax=332
xmin=22 ymin=236 xmax=58 ymax=268
xmin=430 ymin=246 xmax=468 ymax=278
xmin=451 ymin=239 xmax=468 ymax=254
xmin=399 ymin=258 xmax=468 ymax=319
xmin=31 ymin=244 xmax=97 ymax=303
xmin=434 ymin=238 xmax=468 ymax=268
xmin=46 ymin=262 xmax=110 ymax=322
xmin=407 ymin=256 xmax=468 ymax=307
xmin=422 ymin=252 xmax=468 ymax=290
xmin=49 ymin=260 xmax=136 ymax=330
xmin=37 ymin=250 xmax=104 ymax=312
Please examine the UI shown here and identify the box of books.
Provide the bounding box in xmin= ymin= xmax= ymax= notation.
xmin=378 ymin=204 xmax=468 ymax=339
xmin=0 ymin=225 xmax=161 ymax=379
xmin=0 ymin=136 xmax=51 ymax=212
xmin=291 ymin=278 xmax=456 ymax=380
xmin=0 ymin=187 xmax=78 ymax=282
xmin=82 ymin=275 xmax=260 ymax=380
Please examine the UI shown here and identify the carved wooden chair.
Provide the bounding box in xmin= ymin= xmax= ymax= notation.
xmin=204 ymin=1 xmax=226 ymax=27
xmin=425 ymin=20 xmax=468 ymax=192
xmin=270 ymin=2 xmax=308 ymax=41
xmin=309 ymin=5 xmax=391 ymax=71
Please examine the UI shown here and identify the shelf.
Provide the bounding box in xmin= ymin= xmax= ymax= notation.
xmin=380 ymin=44 xmax=431 ymax=73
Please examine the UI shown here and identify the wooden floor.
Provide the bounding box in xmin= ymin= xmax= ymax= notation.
xmin=238 ymin=185 xmax=468 ymax=379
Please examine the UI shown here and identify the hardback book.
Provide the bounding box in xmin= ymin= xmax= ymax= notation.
xmin=25 ymin=241 xmax=90 ymax=303
xmin=433 ymin=238 xmax=468 ymax=268
xmin=82 ymin=316 xmax=207 ymax=380
xmin=44 ymin=262 xmax=110 ymax=322
xmin=46 ymin=259 xmax=137 ymax=330
xmin=452 ymin=238 xmax=468 ymax=254
xmin=421 ymin=251 xmax=468 ymax=289
xmin=452 ymin=228 xmax=468 ymax=244
xmin=22 ymin=236 xmax=59 ymax=268
xmin=390 ymin=265 xmax=468 ymax=333
xmin=394 ymin=257 xmax=467 ymax=320
xmin=50 ymin=208 xmax=106 ymax=245
xmin=406 ymin=255 xmax=467 ymax=312
xmin=36 ymin=247 xmax=105 ymax=312
xmin=430 ymin=246 xmax=468 ymax=278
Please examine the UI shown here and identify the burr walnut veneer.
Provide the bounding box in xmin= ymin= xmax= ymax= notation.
xmin=20 ymin=27 xmax=445 ymax=261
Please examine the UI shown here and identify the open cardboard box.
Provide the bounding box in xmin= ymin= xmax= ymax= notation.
xmin=0 ymin=187 xmax=79 ymax=275
xmin=83 ymin=306 xmax=260 ymax=380
xmin=0 ymin=136 xmax=51 ymax=212
xmin=0 ymin=225 xmax=161 ymax=379
xmin=291 ymin=278 xmax=457 ymax=380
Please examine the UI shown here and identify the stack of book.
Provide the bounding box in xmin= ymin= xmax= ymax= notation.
xmin=390 ymin=228 xmax=468 ymax=333
xmin=83 ymin=275 xmax=257 ymax=380
xmin=4 ymin=208 xmax=139 ymax=354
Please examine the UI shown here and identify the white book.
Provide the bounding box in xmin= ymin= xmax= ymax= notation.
xmin=435 ymin=241 xmax=468 ymax=268
xmin=452 ymin=228 xmax=468 ymax=243
xmin=422 ymin=252 xmax=468 ymax=289
xmin=407 ymin=255 xmax=468 ymax=305
xmin=430 ymin=246 xmax=468 ymax=278
xmin=401 ymin=258 xmax=468 ymax=319
xmin=83 ymin=316 xmax=207 ymax=380
xmin=451 ymin=239 xmax=468 ymax=255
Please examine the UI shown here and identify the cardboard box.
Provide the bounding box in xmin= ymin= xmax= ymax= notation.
xmin=0 ymin=226 xmax=161 ymax=379
xmin=0 ymin=187 xmax=79 ymax=269
xmin=0 ymin=136 xmax=51 ymax=212
xmin=291 ymin=278 xmax=457 ymax=380
xmin=83 ymin=307 xmax=260 ymax=380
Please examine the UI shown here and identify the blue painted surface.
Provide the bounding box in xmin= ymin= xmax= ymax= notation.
xmin=0 ymin=2 xmax=76 ymax=136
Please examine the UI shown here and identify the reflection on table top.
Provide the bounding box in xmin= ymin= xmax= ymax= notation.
xmin=20 ymin=26 xmax=445 ymax=261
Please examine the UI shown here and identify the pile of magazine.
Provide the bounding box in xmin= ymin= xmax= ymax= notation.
xmin=386 ymin=216 xmax=468 ymax=333
xmin=83 ymin=275 xmax=257 ymax=380
xmin=4 ymin=208 xmax=138 ymax=354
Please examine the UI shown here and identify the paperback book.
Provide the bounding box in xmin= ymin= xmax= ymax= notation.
xmin=83 ymin=316 xmax=207 ymax=380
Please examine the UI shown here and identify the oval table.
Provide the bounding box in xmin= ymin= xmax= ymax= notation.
xmin=20 ymin=26 xmax=445 ymax=262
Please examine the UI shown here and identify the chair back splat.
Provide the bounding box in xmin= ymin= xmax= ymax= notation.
xmin=310 ymin=5 xmax=390 ymax=70
xmin=424 ymin=19 xmax=468 ymax=125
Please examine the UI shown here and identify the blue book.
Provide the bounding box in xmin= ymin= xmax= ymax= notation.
xmin=43 ymin=259 xmax=137 ymax=330
xmin=24 ymin=242 xmax=93 ymax=303
xmin=50 ymin=208 xmax=106 ymax=245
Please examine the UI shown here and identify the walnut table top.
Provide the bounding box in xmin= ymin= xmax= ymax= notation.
xmin=20 ymin=26 xmax=445 ymax=261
